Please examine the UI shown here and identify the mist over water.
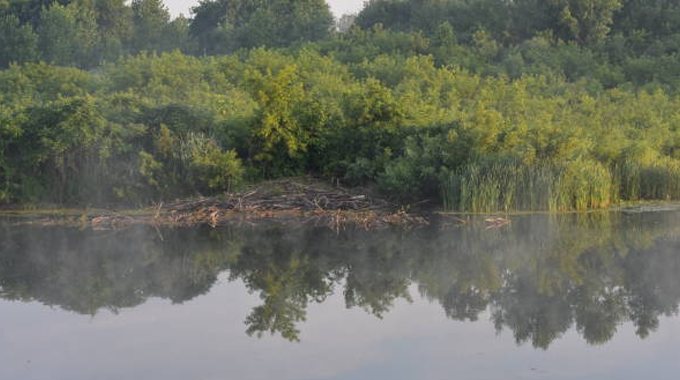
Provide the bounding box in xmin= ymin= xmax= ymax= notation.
xmin=1 ymin=211 xmax=680 ymax=380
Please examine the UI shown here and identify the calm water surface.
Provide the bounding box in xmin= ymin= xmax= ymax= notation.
xmin=1 ymin=212 xmax=679 ymax=380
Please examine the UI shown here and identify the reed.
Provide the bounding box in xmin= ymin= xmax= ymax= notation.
xmin=442 ymin=158 xmax=614 ymax=212
xmin=613 ymin=158 xmax=680 ymax=201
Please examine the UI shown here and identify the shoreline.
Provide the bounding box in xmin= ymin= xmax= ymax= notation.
xmin=2 ymin=178 xmax=679 ymax=230
xmin=0 ymin=179 xmax=428 ymax=230
xmin=2 ymin=201 xmax=679 ymax=231
xmin=0 ymin=207 xmax=429 ymax=231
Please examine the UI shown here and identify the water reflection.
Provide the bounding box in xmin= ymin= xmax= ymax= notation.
xmin=0 ymin=212 xmax=679 ymax=348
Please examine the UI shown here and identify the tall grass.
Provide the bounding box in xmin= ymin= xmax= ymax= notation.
xmin=613 ymin=158 xmax=680 ymax=201
xmin=443 ymin=157 xmax=680 ymax=212
xmin=442 ymin=158 xmax=614 ymax=212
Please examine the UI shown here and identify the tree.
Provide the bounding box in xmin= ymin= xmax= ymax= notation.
xmin=189 ymin=0 xmax=333 ymax=54
xmin=286 ymin=0 xmax=333 ymax=43
xmin=161 ymin=14 xmax=196 ymax=54
xmin=613 ymin=0 xmax=680 ymax=37
xmin=3 ymin=0 xmax=72 ymax=26
xmin=0 ymin=14 xmax=38 ymax=68
xmin=549 ymin=0 xmax=623 ymax=44
xmin=35 ymin=2 xmax=100 ymax=67
xmin=37 ymin=3 xmax=79 ymax=66
xmin=508 ymin=0 xmax=561 ymax=41
xmin=246 ymin=64 xmax=307 ymax=169
xmin=93 ymin=0 xmax=133 ymax=58
xmin=130 ymin=0 xmax=171 ymax=53
xmin=93 ymin=0 xmax=132 ymax=38
xmin=355 ymin=0 xmax=413 ymax=32
xmin=188 ymin=0 xmax=230 ymax=54
xmin=70 ymin=1 xmax=101 ymax=67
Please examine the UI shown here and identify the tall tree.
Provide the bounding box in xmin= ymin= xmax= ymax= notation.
xmin=549 ymin=0 xmax=623 ymax=44
xmin=70 ymin=1 xmax=100 ymax=66
xmin=36 ymin=2 xmax=99 ymax=67
xmin=161 ymin=14 xmax=197 ymax=54
xmin=130 ymin=0 xmax=171 ymax=53
xmin=3 ymin=0 xmax=72 ymax=26
xmin=0 ymin=14 xmax=38 ymax=68
xmin=37 ymin=3 xmax=79 ymax=65
xmin=355 ymin=0 xmax=413 ymax=32
xmin=93 ymin=0 xmax=133 ymax=41
xmin=189 ymin=0 xmax=333 ymax=54
xmin=613 ymin=0 xmax=680 ymax=37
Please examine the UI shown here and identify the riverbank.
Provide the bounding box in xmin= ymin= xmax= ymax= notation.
xmin=3 ymin=178 xmax=680 ymax=231
xmin=0 ymin=179 xmax=428 ymax=231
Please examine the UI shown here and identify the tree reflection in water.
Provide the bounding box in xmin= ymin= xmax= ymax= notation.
xmin=0 ymin=211 xmax=679 ymax=348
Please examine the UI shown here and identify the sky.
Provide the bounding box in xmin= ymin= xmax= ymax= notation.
xmin=164 ymin=0 xmax=366 ymax=18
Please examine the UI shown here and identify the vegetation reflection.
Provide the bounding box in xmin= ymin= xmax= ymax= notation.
xmin=0 ymin=211 xmax=679 ymax=347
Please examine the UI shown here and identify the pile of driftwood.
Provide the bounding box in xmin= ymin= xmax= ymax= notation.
xmin=163 ymin=180 xmax=389 ymax=214
xmin=85 ymin=180 xmax=427 ymax=230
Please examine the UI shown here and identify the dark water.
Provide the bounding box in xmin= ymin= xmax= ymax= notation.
xmin=1 ymin=212 xmax=679 ymax=380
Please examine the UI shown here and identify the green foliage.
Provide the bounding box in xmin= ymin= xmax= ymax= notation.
xmin=1 ymin=1 xmax=680 ymax=209
xmin=129 ymin=0 xmax=171 ymax=53
xmin=1 ymin=95 xmax=106 ymax=203
xmin=246 ymin=64 xmax=307 ymax=168
xmin=2 ymin=45 xmax=680 ymax=209
xmin=549 ymin=0 xmax=623 ymax=44
xmin=0 ymin=14 xmax=38 ymax=68
xmin=36 ymin=3 xmax=79 ymax=66
xmin=442 ymin=159 xmax=614 ymax=213
xmin=356 ymin=0 xmax=621 ymax=45
xmin=189 ymin=0 xmax=333 ymax=55
xmin=189 ymin=138 xmax=244 ymax=192
xmin=614 ymin=158 xmax=680 ymax=201
xmin=377 ymin=133 xmax=449 ymax=202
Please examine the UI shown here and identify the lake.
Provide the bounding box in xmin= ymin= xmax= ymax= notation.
xmin=1 ymin=211 xmax=679 ymax=380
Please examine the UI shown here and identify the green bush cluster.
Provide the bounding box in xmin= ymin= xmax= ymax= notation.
xmin=1 ymin=49 xmax=680 ymax=208
xmin=2 ymin=1 xmax=680 ymax=210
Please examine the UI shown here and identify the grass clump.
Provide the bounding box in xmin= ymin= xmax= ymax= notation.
xmin=614 ymin=158 xmax=680 ymax=202
xmin=442 ymin=158 xmax=614 ymax=213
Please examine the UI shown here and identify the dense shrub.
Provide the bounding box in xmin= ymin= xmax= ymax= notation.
xmin=2 ymin=1 xmax=680 ymax=210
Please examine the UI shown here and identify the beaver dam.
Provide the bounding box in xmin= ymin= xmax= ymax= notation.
xmin=3 ymin=179 xmax=428 ymax=231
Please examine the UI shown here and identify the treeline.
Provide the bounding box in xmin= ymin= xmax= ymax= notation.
xmin=0 ymin=0 xmax=334 ymax=68
xmin=0 ymin=0 xmax=193 ymax=68
xmin=1 ymin=0 xmax=680 ymax=209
